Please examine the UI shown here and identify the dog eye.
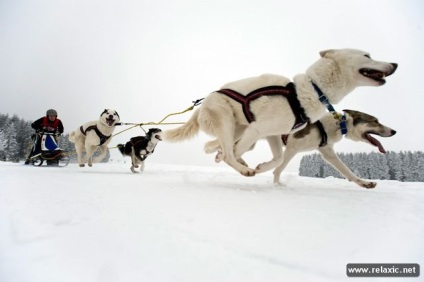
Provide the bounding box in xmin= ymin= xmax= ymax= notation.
xmin=364 ymin=54 xmax=371 ymax=59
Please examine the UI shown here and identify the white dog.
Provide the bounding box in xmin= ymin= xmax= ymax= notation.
xmin=69 ymin=109 xmax=120 ymax=167
xmin=205 ymin=110 xmax=396 ymax=188
xmin=164 ymin=49 xmax=397 ymax=176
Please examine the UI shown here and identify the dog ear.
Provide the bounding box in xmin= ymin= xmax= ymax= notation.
xmin=319 ymin=49 xmax=334 ymax=58
xmin=114 ymin=111 xmax=120 ymax=119
xmin=342 ymin=109 xmax=360 ymax=117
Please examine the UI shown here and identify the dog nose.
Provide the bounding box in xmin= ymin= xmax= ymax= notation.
xmin=391 ymin=129 xmax=396 ymax=135
xmin=391 ymin=63 xmax=398 ymax=73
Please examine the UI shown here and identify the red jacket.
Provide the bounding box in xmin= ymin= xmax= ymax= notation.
xmin=31 ymin=116 xmax=64 ymax=134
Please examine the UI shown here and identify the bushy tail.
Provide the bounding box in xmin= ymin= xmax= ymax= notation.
xmin=68 ymin=131 xmax=76 ymax=143
xmin=163 ymin=108 xmax=200 ymax=142
xmin=117 ymin=144 xmax=125 ymax=156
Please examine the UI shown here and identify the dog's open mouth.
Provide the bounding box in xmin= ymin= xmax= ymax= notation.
xmin=106 ymin=117 xmax=115 ymax=126
xmin=359 ymin=63 xmax=397 ymax=85
xmin=363 ymin=132 xmax=386 ymax=153
xmin=359 ymin=68 xmax=388 ymax=84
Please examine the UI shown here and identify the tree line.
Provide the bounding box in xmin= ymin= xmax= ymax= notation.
xmin=299 ymin=151 xmax=424 ymax=182
xmin=0 ymin=113 xmax=107 ymax=162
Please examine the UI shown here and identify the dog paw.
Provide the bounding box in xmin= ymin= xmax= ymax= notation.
xmin=240 ymin=168 xmax=255 ymax=177
xmin=273 ymin=181 xmax=286 ymax=187
xmin=362 ymin=181 xmax=377 ymax=189
xmin=79 ymin=164 xmax=85 ymax=167
xmin=215 ymin=152 xmax=223 ymax=163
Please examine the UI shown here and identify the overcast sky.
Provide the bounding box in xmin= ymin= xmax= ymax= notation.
xmin=1 ymin=0 xmax=423 ymax=171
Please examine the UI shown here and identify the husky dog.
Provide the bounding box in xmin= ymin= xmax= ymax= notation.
xmin=164 ymin=49 xmax=397 ymax=176
xmin=69 ymin=109 xmax=120 ymax=167
xmin=206 ymin=110 xmax=396 ymax=188
xmin=117 ymin=128 xmax=163 ymax=173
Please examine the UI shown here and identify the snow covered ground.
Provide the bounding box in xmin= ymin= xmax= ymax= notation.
xmin=1 ymin=161 xmax=423 ymax=282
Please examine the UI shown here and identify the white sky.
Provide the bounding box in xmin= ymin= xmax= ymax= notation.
xmin=1 ymin=0 xmax=423 ymax=170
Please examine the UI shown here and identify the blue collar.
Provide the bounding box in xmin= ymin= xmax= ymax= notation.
xmin=311 ymin=81 xmax=337 ymax=113
xmin=339 ymin=114 xmax=347 ymax=135
xmin=311 ymin=81 xmax=347 ymax=134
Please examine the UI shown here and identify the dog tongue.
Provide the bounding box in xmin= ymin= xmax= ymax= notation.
xmin=366 ymin=134 xmax=386 ymax=153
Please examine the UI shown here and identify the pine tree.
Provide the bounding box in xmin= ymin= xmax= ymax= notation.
xmin=299 ymin=150 xmax=424 ymax=182
xmin=0 ymin=128 xmax=6 ymax=160
xmin=3 ymin=121 xmax=20 ymax=161
xmin=368 ymin=152 xmax=389 ymax=180
xmin=416 ymin=152 xmax=424 ymax=182
xmin=386 ymin=151 xmax=399 ymax=180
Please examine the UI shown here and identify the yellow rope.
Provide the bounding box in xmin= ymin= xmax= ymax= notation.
xmin=112 ymin=104 xmax=195 ymax=138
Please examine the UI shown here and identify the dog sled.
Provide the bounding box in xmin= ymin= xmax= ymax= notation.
xmin=27 ymin=132 xmax=70 ymax=167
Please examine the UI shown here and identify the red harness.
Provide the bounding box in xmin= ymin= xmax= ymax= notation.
xmin=216 ymin=83 xmax=308 ymax=130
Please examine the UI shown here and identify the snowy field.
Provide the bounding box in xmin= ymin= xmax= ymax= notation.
xmin=1 ymin=161 xmax=423 ymax=282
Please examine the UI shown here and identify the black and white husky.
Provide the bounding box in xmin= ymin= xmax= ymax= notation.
xmin=117 ymin=128 xmax=163 ymax=173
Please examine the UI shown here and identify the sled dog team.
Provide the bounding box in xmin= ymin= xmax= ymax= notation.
xmin=68 ymin=48 xmax=398 ymax=188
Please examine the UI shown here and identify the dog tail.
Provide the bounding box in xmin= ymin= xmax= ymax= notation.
xmin=163 ymin=108 xmax=200 ymax=142
xmin=117 ymin=144 xmax=125 ymax=156
xmin=68 ymin=131 xmax=76 ymax=143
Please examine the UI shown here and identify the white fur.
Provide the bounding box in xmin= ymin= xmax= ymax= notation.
xmin=164 ymin=49 xmax=397 ymax=176
xmin=69 ymin=109 xmax=120 ymax=167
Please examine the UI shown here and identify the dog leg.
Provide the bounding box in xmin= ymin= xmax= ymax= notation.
xmin=130 ymin=165 xmax=138 ymax=173
xmin=130 ymin=150 xmax=139 ymax=173
xmin=85 ymin=144 xmax=98 ymax=167
xmin=215 ymin=150 xmax=223 ymax=162
xmin=255 ymin=136 xmax=284 ymax=174
xmin=318 ymin=146 xmax=377 ymax=188
xmin=75 ymin=142 xmax=85 ymax=167
xmin=273 ymin=148 xmax=297 ymax=186
xmin=204 ymin=139 xmax=220 ymax=154
xmin=205 ymin=125 xmax=247 ymax=154
xmin=219 ymin=131 xmax=255 ymax=177
xmin=214 ymin=150 xmax=248 ymax=167
xmin=92 ymin=145 xmax=108 ymax=164
xmin=131 ymin=151 xmax=139 ymax=168
xmin=139 ymin=161 xmax=145 ymax=172
xmin=199 ymin=106 xmax=254 ymax=176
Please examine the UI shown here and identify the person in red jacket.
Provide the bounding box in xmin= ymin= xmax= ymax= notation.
xmin=25 ymin=109 xmax=64 ymax=164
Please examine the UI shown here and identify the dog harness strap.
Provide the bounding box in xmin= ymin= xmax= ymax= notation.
xmin=315 ymin=120 xmax=328 ymax=147
xmin=216 ymin=88 xmax=255 ymax=122
xmin=80 ymin=125 xmax=111 ymax=146
xmin=217 ymin=83 xmax=308 ymax=130
xmin=281 ymin=134 xmax=289 ymax=145
xmin=311 ymin=81 xmax=337 ymax=113
xmin=281 ymin=120 xmax=327 ymax=147
xmin=339 ymin=114 xmax=348 ymax=135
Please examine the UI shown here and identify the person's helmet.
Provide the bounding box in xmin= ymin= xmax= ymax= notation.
xmin=46 ymin=109 xmax=57 ymax=116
